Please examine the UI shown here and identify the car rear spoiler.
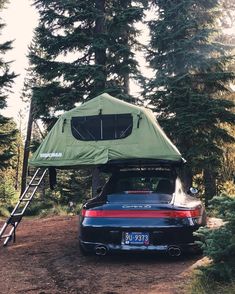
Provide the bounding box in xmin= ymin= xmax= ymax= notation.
xmin=99 ymin=158 xmax=186 ymax=172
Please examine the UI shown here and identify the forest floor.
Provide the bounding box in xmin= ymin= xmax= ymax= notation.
xmin=0 ymin=216 xmax=218 ymax=294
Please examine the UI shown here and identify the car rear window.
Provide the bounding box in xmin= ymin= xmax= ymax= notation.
xmin=107 ymin=193 xmax=173 ymax=204
xmin=114 ymin=176 xmax=174 ymax=193
xmin=106 ymin=173 xmax=175 ymax=203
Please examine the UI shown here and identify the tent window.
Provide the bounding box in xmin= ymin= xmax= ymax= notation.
xmin=71 ymin=114 xmax=133 ymax=141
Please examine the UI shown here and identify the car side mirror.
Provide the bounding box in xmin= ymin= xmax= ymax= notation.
xmin=188 ymin=187 xmax=199 ymax=196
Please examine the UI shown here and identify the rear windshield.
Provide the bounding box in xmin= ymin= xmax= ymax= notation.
xmin=107 ymin=193 xmax=172 ymax=204
xmin=105 ymin=172 xmax=175 ymax=204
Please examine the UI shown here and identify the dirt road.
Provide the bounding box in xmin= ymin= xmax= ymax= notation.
xmin=0 ymin=216 xmax=201 ymax=294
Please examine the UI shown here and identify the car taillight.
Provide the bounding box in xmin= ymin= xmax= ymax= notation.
xmin=81 ymin=208 xmax=201 ymax=218
xmin=80 ymin=209 xmax=86 ymax=222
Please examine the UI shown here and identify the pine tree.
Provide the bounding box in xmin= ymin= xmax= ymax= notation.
xmin=216 ymin=0 xmax=235 ymax=194
xmin=0 ymin=119 xmax=20 ymax=214
xmin=30 ymin=0 xmax=147 ymax=196
xmin=55 ymin=169 xmax=92 ymax=206
xmin=146 ymin=0 xmax=235 ymax=205
xmin=30 ymin=0 xmax=147 ymax=123
xmin=0 ymin=0 xmax=17 ymax=170
xmin=105 ymin=0 xmax=147 ymax=101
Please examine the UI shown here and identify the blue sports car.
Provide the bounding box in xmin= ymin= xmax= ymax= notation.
xmin=79 ymin=166 xmax=206 ymax=256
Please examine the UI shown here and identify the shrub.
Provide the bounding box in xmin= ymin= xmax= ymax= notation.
xmin=195 ymin=194 xmax=235 ymax=282
xmin=0 ymin=180 xmax=18 ymax=217
xmin=39 ymin=205 xmax=68 ymax=218
xmin=25 ymin=200 xmax=53 ymax=216
xmin=0 ymin=206 xmax=10 ymax=217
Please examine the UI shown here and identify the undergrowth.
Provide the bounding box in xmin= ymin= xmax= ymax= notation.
xmin=190 ymin=274 xmax=235 ymax=294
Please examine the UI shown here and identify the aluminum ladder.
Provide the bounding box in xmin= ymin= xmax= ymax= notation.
xmin=0 ymin=168 xmax=47 ymax=246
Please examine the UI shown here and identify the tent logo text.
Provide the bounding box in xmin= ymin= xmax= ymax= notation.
xmin=40 ymin=152 xmax=63 ymax=158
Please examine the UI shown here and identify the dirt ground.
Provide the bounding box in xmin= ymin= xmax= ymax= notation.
xmin=0 ymin=216 xmax=206 ymax=294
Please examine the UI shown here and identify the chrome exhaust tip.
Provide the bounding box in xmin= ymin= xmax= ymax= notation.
xmin=167 ymin=246 xmax=181 ymax=257
xmin=95 ymin=245 xmax=108 ymax=256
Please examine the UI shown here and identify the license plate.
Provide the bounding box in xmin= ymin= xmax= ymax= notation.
xmin=122 ymin=232 xmax=149 ymax=245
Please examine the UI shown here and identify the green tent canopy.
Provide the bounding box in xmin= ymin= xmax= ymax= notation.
xmin=30 ymin=93 xmax=183 ymax=168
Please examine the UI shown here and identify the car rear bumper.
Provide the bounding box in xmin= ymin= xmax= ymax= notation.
xmin=79 ymin=239 xmax=200 ymax=254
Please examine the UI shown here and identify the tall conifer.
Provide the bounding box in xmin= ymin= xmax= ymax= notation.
xmin=29 ymin=0 xmax=147 ymax=196
xmin=30 ymin=0 xmax=147 ymax=122
xmin=0 ymin=0 xmax=17 ymax=170
xmin=146 ymin=0 xmax=235 ymax=204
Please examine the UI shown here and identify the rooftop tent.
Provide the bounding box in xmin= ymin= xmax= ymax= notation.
xmin=30 ymin=93 xmax=183 ymax=168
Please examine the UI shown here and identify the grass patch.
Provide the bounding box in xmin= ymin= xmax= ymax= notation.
xmin=39 ymin=203 xmax=83 ymax=217
xmin=0 ymin=201 xmax=83 ymax=219
xmin=39 ymin=205 xmax=69 ymax=217
xmin=190 ymin=272 xmax=235 ymax=294
xmin=25 ymin=200 xmax=54 ymax=216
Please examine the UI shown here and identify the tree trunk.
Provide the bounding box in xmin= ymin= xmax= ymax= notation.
xmin=179 ymin=164 xmax=193 ymax=191
xmin=123 ymin=73 xmax=130 ymax=96
xmin=91 ymin=0 xmax=106 ymax=194
xmin=121 ymin=0 xmax=130 ymax=97
xmin=204 ymin=168 xmax=217 ymax=207
xmin=14 ymin=143 xmax=21 ymax=190
xmin=92 ymin=167 xmax=101 ymax=198
xmin=15 ymin=111 xmax=24 ymax=190
xmin=20 ymin=100 xmax=34 ymax=195
xmin=94 ymin=0 xmax=106 ymax=94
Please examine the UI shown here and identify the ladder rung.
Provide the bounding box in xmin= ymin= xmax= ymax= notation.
xmin=30 ymin=183 xmax=39 ymax=187
xmin=20 ymin=198 xmax=31 ymax=202
xmin=12 ymin=213 xmax=23 ymax=217
xmin=1 ymin=234 xmax=11 ymax=239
